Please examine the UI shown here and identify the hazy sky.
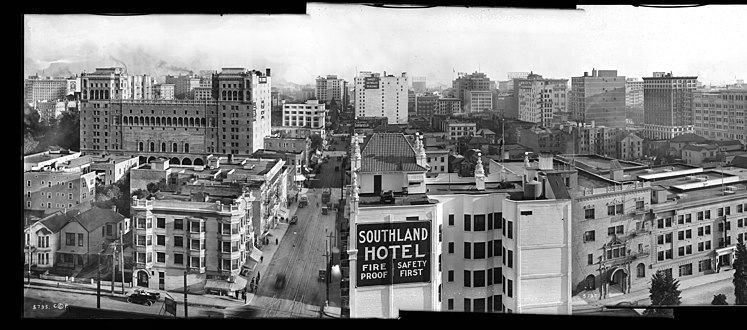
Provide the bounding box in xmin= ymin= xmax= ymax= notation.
xmin=24 ymin=4 xmax=747 ymax=86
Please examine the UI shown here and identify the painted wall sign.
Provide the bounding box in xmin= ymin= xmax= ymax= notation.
xmin=356 ymin=221 xmax=431 ymax=287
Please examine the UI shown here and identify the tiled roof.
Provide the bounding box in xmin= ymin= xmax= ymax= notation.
xmin=683 ymin=144 xmax=718 ymax=152
xmin=732 ymin=155 xmax=747 ymax=168
xmin=70 ymin=207 xmax=124 ymax=232
xmin=360 ymin=133 xmax=427 ymax=173
xmin=714 ymin=140 xmax=743 ymax=147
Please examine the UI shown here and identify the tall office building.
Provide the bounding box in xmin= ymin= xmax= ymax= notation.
xmin=354 ymin=71 xmax=408 ymax=125
xmin=315 ymin=75 xmax=348 ymax=106
xmin=509 ymin=73 xmax=568 ymax=126
xmin=642 ymin=72 xmax=698 ymax=140
xmin=453 ymin=72 xmax=494 ymax=103
xmin=129 ymin=74 xmax=156 ymax=100
xmin=570 ymin=69 xmax=626 ymax=128
xmin=24 ymin=76 xmax=76 ymax=107
xmin=165 ymin=74 xmax=201 ymax=99
xmin=412 ymin=76 xmax=427 ymax=93
xmin=625 ymin=78 xmax=644 ymax=126
xmin=693 ymin=89 xmax=747 ymax=144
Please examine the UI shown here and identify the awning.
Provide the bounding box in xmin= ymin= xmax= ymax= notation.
xmin=716 ymin=246 xmax=736 ymax=256
xmin=277 ymin=206 xmax=289 ymax=218
xmin=230 ymin=275 xmax=247 ymax=291
xmin=249 ymin=247 xmax=263 ymax=263
xmin=240 ymin=259 xmax=258 ymax=277
xmin=294 ymin=174 xmax=307 ymax=182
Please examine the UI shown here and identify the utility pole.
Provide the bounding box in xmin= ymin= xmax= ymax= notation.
xmin=120 ymin=222 xmax=125 ymax=294
xmin=26 ymin=217 xmax=31 ymax=285
xmin=183 ymin=270 xmax=188 ymax=318
xmin=97 ymin=252 xmax=101 ymax=309
xmin=111 ymin=246 xmax=115 ymax=294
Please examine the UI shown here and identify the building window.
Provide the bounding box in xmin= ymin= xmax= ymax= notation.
xmin=174 ymin=219 xmax=183 ymax=230
xmin=448 ymin=270 xmax=454 ymax=282
xmin=507 ymin=221 xmax=513 ymax=239
xmin=77 ymin=233 xmax=83 ymax=246
xmin=464 ymin=270 xmax=471 ymax=287
xmin=474 ymin=242 xmax=486 ymax=259
xmin=157 ymin=218 xmax=165 ymax=229
xmin=679 ymin=263 xmax=693 ymax=277
xmin=157 ymin=235 xmax=165 ymax=246
xmin=174 ymin=236 xmax=183 ymax=247
xmin=507 ymin=250 xmax=513 ymax=268
xmin=636 ymin=201 xmax=644 ymax=210
xmin=65 ymin=233 xmax=75 ymax=246
xmin=464 ymin=298 xmax=471 ymax=312
xmin=507 ymin=279 xmax=513 ymax=298
xmin=464 ymin=214 xmax=471 ymax=231
xmin=157 ymin=252 xmax=165 ymax=263
xmin=588 ymin=254 xmax=594 ymax=265
xmin=448 ymin=242 xmax=454 ymax=254
xmin=448 ymin=299 xmax=454 ymax=310
xmin=474 ymin=215 xmax=486 ymax=231
xmin=174 ymin=253 xmax=183 ymax=265
xmin=637 ymin=263 xmax=646 ymax=278
xmin=464 ymin=242 xmax=471 ymax=259
xmin=584 ymin=230 xmax=595 ymax=242
xmin=448 ymin=214 xmax=454 ymax=226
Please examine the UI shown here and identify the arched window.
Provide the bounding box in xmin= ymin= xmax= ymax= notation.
xmin=184 ymin=143 xmax=190 ymax=153
xmin=201 ymin=118 xmax=206 ymax=127
xmin=636 ymin=263 xmax=646 ymax=278
xmin=161 ymin=143 xmax=166 ymax=152
xmin=145 ymin=117 xmax=150 ymax=125
xmin=149 ymin=142 xmax=155 ymax=152
xmin=222 ymin=91 xmax=227 ymax=100
xmin=105 ymin=90 xmax=109 ymax=99
xmin=181 ymin=158 xmax=192 ymax=165
xmin=122 ymin=117 xmax=127 ymax=125
xmin=138 ymin=142 xmax=144 ymax=151
xmin=167 ymin=117 xmax=172 ymax=126
xmin=194 ymin=158 xmax=204 ymax=166
xmin=156 ymin=117 xmax=161 ymax=125
xmin=134 ymin=117 xmax=139 ymax=125
xmin=178 ymin=118 xmax=183 ymax=126
xmin=233 ymin=91 xmax=238 ymax=100
xmin=170 ymin=157 xmax=180 ymax=165
xmin=140 ymin=116 xmax=144 ymax=125
xmin=189 ymin=118 xmax=195 ymax=127
xmin=172 ymin=143 xmax=178 ymax=152
xmin=585 ymin=274 xmax=596 ymax=290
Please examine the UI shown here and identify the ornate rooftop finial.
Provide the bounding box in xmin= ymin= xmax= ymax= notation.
xmin=475 ymin=152 xmax=485 ymax=177
xmin=351 ymin=171 xmax=359 ymax=201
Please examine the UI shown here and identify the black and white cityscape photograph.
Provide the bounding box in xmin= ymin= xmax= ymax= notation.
xmin=21 ymin=4 xmax=747 ymax=319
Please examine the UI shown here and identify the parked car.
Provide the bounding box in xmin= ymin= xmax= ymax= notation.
xmin=275 ymin=274 xmax=287 ymax=290
xmin=289 ymin=215 xmax=298 ymax=225
xmin=380 ymin=190 xmax=395 ymax=204
xmin=127 ymin=289 xmax=160 ymax=306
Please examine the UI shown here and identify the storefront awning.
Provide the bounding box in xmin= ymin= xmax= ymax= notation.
xmin=205 ymin=276 xmax=247 ymax=292
xmin=249 ymin=247 xmax=263 ymax=263
xmin=231 ymin=275 xmax=247 ymax=291
xmin=716 ymin=246 xmax=736 ymax=256
xmin=240 ymin=259 xmax=258 ymax=277
xmin=277 ymin=206 xmax=289 ymax=218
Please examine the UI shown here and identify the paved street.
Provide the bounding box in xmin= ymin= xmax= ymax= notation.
xmin=633 ymin=274 xmax=736 ymax=306
xmin=23 ymin=285 xmax=226 ymax=318
xmin=249 ymin=149 xmax=345 ymax=318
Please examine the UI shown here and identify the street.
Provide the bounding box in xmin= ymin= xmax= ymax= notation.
xmin=23 ymin=286 xmax=226 ymax=318
xmin=249 ymin=154 xmax=343 ymax=318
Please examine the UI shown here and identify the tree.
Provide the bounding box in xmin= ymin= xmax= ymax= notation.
xmin=643 ymin=270 xmax=681 ymax=316
xmin=711 ymin=294 xmax=728 ymax=305
xmin=309 ymin=134 xmax=324 ymax=152
xmin=734 ymin=237 xmax=747 ymax=305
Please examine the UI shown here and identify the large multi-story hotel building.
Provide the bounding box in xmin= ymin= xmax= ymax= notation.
xmin=465 ymin=90 xmax=494 ymax=114
xmin=452 ymin=72 xmax=495 ymax=103
xmin=570 ymin=69 xmax=626 ymax=129
xmin=24 ymin=75 xmax=77 ymax=107
xmin=354 ymin=71 xmax=408 ymax=125
xmin=343 ymin=134 xmax=573 ymax=317
xmin=693 ymin=89 xmax=747 ymax=145
xmin=642 ymin=72 xmax=698 ymax=140
xmin=79 ymin=67 xmax=272 ymax=163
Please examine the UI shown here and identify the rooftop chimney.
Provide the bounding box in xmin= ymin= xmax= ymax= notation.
xmin=475 ymin=152 xmax=486 ymax=191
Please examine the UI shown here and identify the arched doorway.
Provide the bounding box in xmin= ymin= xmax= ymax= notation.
xmin=585 ymin=274 xmax=596 ymax=291
xmin=147 ymin=156 xmax=156 ymax=163
xmin=136 ymin=269 xmax=150 ymax=287
xmin=170 ymin=157 xmax=180 ymax=165
xmin=609 ymin=267 xmax=628 ymax=294
xmin=182 ymin=158 xmax=192 ymax=165
xmin=193 ymin=158 xmax=204 ymax=166
xmin=138 ymin=156 xmax=147 ymax=164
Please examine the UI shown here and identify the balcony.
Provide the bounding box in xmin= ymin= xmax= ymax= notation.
xmin=188 ymin=266 xmax=206 ymax=274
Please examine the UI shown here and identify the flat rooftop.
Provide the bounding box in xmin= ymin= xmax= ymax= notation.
xmin=426 ymin=181 xmax=522 ymax=196
xmin=623 ymin=164 xmax=700 ymax=181
xmin=654 ymin=181 xmax=747 ymax=206
xmin=559 ymin=155 xmax=644 ymax=172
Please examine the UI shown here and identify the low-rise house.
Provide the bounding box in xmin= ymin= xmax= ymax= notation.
xmin=56 ymin=207 xmax=129 ymax=270
xmin=24 ymin=209 xmax=81 ymax=269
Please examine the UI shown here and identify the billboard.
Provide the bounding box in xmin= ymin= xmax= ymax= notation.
xmin=364 ymin=77 xmax=380 ymax=89
xmin=356 ymin=221 xmax=431 ymax=287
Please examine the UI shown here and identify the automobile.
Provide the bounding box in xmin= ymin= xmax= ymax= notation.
xmin=318 ymin=269 xmax=326 ymax=281
xmin=127 ymin=289 xmax=160 ymax=306
xmin=289 ymin=215 xmax=298 ymax=225
xmin=274 ymin=274 xmax=287 ymax=290
xmin=380 ymin=190 xmax=395 ymax=204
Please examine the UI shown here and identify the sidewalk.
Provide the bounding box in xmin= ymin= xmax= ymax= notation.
xmin=244 ymin=198 xmax=299 ymax=305
xmin=578 ymin=268 xmax=736 ymax=308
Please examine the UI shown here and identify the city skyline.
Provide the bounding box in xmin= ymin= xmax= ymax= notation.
xmin=24 ymin=5 xmax=747 ymax=87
